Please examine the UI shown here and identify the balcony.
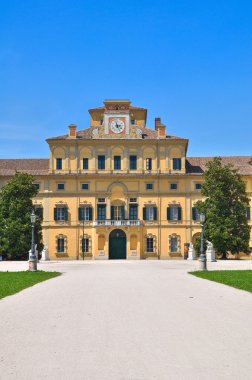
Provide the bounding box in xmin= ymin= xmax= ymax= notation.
xmin=93 ymin=219 xmax=142 ymax=227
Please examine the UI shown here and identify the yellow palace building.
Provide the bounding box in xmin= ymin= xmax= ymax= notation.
xmin=0 ymin=99 xmax=251 ymax=260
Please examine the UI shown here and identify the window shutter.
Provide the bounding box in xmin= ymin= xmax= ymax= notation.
xmin=178 ymin=159 xmax=181 ymax=170
xmin=64 ymin=207 xmax=68 ymax=221
xmin=135 ymin=205 xmax=138 ymax=220
xmin=167 ymin=207 xmax=171 ymax=220
xmin=111 ymin=206 xmax=114 ymax=220
xmin=89 ymin=207 xmax=93 ymax=221
xmin=78 ymin=208 xmax=82 ymax=221
xmin=178 ymin=207 xmax=182 ymax=221
xmin=153 ymin=207 xmax=157 ymax=220
xmin=246 ymin=207 xmax=251 ymax=220
xmin=54 ymin=208 xmax=57 ymax=221
xmin=121 ymin=206 xmax=125 ymax=220
xmin=192 ymin=207 xmax=197 ymax=221
xmin=143 ymin=207 xmax=146 ymax=220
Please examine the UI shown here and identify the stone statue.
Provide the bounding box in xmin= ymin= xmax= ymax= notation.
xmin=206 ymin=240 xmax=213 ymax=250
xmin=187 ymin=242 xmax=197 ymax=260
xmin=206 ymin=240 xmax=216 ymax=262
xmin=40 ymin=245 xmax=50 ymax=261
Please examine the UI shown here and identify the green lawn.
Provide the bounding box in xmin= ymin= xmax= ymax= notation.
xmin=190 ymin=270 xmax=252 ymax=293
xmin=0 ymin=271 xmax=61 ymax=299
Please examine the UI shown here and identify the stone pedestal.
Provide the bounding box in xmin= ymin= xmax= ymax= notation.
xmin=206 ymin=241 xmax=216 ymax=262
xmin=187 ymin=243 xmax=197 ymax=260
xmin=40 ymin=245 xmax=50 ymax=261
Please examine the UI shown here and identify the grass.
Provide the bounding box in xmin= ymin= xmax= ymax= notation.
xmin=190 ymin=270 xmax=252 ymax=293
xmin=0 ymin=271 xmax=61 ymax=299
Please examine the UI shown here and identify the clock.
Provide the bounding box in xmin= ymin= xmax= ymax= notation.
xmin=110 ymin=118 xmax=125 ymax=134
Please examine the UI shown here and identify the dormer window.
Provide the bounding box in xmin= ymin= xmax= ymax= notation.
xmin=56 ymin=158 xmax=62 ymax=170
xmin=172 ymin=158 xmax=181 ymax=170
xmin=146 ymin=158 xmax=152 ymax=170
xmin=114 ymin=156 xmax=121 ymax=170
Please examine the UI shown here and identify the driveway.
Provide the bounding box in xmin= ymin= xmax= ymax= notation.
xmin=0 ymin=260 xmax=252 ymax=380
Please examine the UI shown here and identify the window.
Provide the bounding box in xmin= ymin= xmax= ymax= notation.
xmin=78 ymin=207 xmax=92 ymax=221
xmin=98 ymin=198 xmax=105 ymax=203
xmin=130 ymin=155 xmax=137 ymax=170
xmin=146 ymin=183 xmax=153 ymax=190
xmin=57 ymin=238 xmax=65 ymax=253
xmin=57 ymin=183 xmax=65 ymax=190
xmin=195 ymin=183 xmax=202 ymax=190
xmin=146 ymin=158 xmax=152 ymax=170
xmin=114 ymin=156 xmax=121 ymax=170
xmin=35 ymin=207 xmax=43 ymax=219
xmin=246 ymin=207 xmax=251 ymax=220
xmin=98 ymin=155 xmax=105 ymax=170
xmin=100 ymin=118 xmax=103 ymax=125
xmin=170 ymin=237 xmax=178 ymax=253
xmin=111 ymin=205 xmax=125 ymax=220
xmin=129 ymin=205 xmax=138 ymax=220
xmin=131 ymin=119 xmax=136 ymax=125
xmin=83 ymin=158 xmax=89 ymax=170
xmin=173 ymin=158 xmax=181 ymax=170
xmin=54 ymin=207 xmax=68 ymax=221
xmin=81 ymin=183 xmax=89 ymax=190
xmin=192 ymin=207 xmax=200 ymax=221
xmin=97 ymin=205 xmax=106 ymax=220
xmin=81 ymin=237 xmax=89 ymax=253
xmin=169 ymin=234 xmax=181 ymax=254
xmin=34 ymin=183 xmax=40 ymax=191
xmin=167 ymin=206 xmax=182 ymax=221
xmin=56 ymin=158 xmax=62 ymax=170
xmin=130 ymin=198 xmax=137 ymax=203
xmin=170 ymin=183 xmax=177 ymax=190
xmin=143 ymin=206 xmax=157 ymax=221
xmin=146 ymin=237 xmax=154 ymax=253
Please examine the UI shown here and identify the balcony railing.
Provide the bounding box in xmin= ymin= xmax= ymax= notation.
xmin=49 ymin=169 xmax=183 ymax=175
xmin=93 ymin=219 xmax=141 ymax=227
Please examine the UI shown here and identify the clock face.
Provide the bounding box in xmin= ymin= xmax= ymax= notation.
xmin=110 ymin=118 xmax=125 ymax=134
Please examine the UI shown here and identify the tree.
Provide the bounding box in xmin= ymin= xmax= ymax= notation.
xmin=195 ymin=157 xmax=250 ymax=259
xmin=0 ymin=172 xmax=43 ymax=260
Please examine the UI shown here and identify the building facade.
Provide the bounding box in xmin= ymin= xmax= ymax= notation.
xmin=0 ymin=99 xmax=251 ymax=259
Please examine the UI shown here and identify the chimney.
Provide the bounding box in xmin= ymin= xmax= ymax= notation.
xmin=68 ymin=124 xmax=77 ymax=138
xmin=155 ymin=117 xmax=161 ymax=130
xmin=155 ymin=117 xmax=166 ymax=137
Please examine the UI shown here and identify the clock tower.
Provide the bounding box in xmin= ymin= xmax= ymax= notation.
xmin=104 ymin=100 xmax=130 ymax=136
xmin=88 ymin=99 xmax=147 ymax=139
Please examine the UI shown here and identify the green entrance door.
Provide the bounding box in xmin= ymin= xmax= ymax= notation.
xmin=109 ymin=229 xmax=126 ymax=260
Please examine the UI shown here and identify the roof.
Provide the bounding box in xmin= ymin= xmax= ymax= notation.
xmin=47 ymin=125 xmax=187 ymax=141
xmin=186 ymin=156 xmax=252 ymax=175
xmin=88 ymin=104 xmax=147 ymax=112
xmin=0 ymin=159 xmax=49 ymax=176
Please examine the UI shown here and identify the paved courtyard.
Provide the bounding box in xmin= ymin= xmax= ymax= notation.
xmin=0 ymin=260 xmax=252 ymax=380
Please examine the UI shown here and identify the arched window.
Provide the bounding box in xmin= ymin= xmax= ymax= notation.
xmin=168 ymin=234 xmax=181 ymax=254
xmin=145 ymin=234 xmax=156 ymax=253
xmin=56 ymin=235 xmax=67 ymax=254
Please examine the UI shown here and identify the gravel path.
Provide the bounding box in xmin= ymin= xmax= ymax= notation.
xmin=0 ymin=260 xmax=252 ymax=380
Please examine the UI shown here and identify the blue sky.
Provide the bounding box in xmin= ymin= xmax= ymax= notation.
xmin=0 ymin=0 xmax=251 ymax=158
